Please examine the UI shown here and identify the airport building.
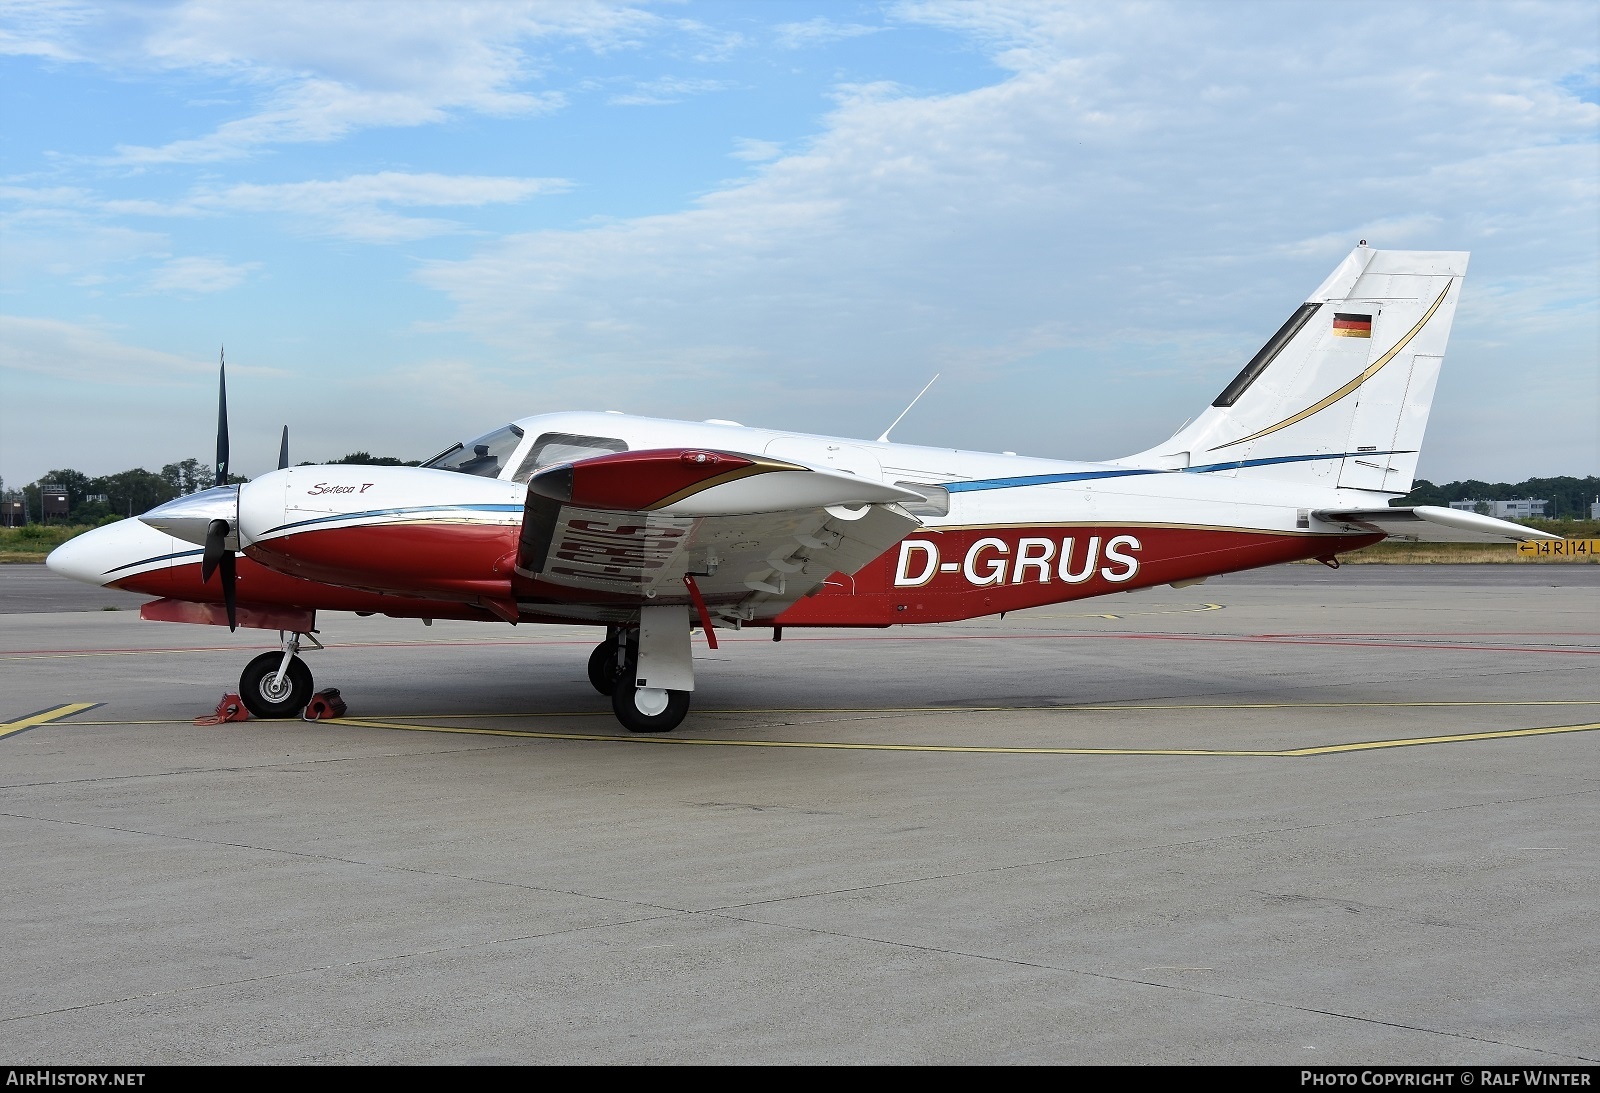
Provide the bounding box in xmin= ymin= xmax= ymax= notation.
xmin=1448 ymin=498 xmax=1548 ymax=519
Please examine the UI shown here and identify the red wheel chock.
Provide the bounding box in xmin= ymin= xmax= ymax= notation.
xmin=195 ymin=693 xmax=249 ymax=726
xmin=302 ymin=689 xmax=348 ymax=721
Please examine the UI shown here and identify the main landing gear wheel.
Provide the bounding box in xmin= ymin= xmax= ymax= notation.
xmin=239 ymin=651 xmax=314 ymax=718
xmin=587 ymin=642 xmax=620 ymax=696
xmin=611 ymin=686 xmax=690 ymax=734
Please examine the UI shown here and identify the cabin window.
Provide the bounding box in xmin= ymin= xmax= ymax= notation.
xmin=513 ymin=432 xmax=628 ymax=483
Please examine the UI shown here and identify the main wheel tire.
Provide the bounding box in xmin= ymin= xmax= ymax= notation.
xmin=587 ymin=642 xmax=619 ymax=696
xmin=239 ymin=652 xmax=314 ymax=718
xmin=611 ymin=686 xmax=690 ymax=733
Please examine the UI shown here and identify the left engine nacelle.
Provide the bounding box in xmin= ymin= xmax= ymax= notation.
xmin=236 ymin=465 xmax=526 ymax=599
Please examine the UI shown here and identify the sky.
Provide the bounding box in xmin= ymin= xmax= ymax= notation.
xmin=1 ymin=0 xmax=1596 ymax=489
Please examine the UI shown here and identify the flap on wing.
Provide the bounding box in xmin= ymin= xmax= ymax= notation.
xmin=1311 ymin=505 xmax=1561 ymax=543
xmin=515 ymin=448 xmax=922 ymax=621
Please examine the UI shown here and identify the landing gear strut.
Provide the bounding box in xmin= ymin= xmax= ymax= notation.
xmin=238 ymin=630 xmax=319 ymax=718
xmin=596 ymin=608 xmax=695 ymax=733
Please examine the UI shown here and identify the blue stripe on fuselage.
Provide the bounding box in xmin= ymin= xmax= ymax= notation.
xmin=943 ymin=451 xmax=1407 ymax=494
xmin=259 ymin=503 xmax=524 ymax=536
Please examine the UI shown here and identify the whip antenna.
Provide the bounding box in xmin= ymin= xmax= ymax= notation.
xmin=876 ymin=373 xmax=940 ymax=444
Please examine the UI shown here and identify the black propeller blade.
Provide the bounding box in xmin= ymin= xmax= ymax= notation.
xmin=207 ymin=350 xmax=238 ymax=630
xmin=201 ymin=519 xmax=229 ymax=584
xmin=200 ymin=518 xmax=237 ymax=631
xmin=215 ymin=349 xmax=230 ymax=488
xmin=220 ymin=549 xmax=237 ymax=631
xmin=278 ymin=425 xmax=289 ymax=471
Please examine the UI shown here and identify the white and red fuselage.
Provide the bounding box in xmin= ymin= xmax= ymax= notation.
xmin=56 ymin=247 xmax=1545 ymax=651
xmin=49 ymin=408 xmax=1386 ymax=631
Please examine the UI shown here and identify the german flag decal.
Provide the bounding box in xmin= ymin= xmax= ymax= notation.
xmin=1332 ymin=312 xmax=1372 ymax=338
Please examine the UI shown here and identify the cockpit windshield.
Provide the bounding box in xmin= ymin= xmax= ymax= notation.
xmin=421 ymin=424 xmax=525 ymax=478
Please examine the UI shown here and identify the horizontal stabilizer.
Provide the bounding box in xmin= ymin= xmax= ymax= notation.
xmin=1311 ymin=505 xmax=1561 ymax=543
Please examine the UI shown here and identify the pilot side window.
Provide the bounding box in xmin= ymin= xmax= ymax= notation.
xmin=894 ymin=481 xmax=951 ymax=518
xmin=512 ymin=432 xmax=628 ymax=483
xmin=422 ymin=424 xmax=524 ymax=478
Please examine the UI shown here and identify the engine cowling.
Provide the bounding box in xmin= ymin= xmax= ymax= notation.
xmin=236 ymin=465 xmax=525 ymax=599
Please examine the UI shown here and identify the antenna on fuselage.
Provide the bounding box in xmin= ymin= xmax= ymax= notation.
xmin=876 ymin=373 xmax=940 ymax=444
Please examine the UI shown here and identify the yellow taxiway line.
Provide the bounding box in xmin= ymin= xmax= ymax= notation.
xmin=47 ymin=697 xmax=1600 ymax=730
xmin=48 ymin=697 xmax=1600 ymax=731
xmin=20 ymin=700 xmax=1600 ymax=756
xmin=323 ymin=715 xmax=1600 ymax=758
xmin=0 ymin=703 xmax=102 ymax=741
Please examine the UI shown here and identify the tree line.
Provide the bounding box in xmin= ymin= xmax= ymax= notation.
xmin=3 ymin=452 xmax=419 ymax=524
xmin=1393 ymin=476 xmax=1600 ymax=518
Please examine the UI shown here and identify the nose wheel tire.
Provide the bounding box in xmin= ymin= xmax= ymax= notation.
xmin=587 ymin=642 xmax=620 ymax=696
xmin=611 ymin=686 xmax=690 ymax=733
xmin=239 ymin=652 xmax=314 ymax=718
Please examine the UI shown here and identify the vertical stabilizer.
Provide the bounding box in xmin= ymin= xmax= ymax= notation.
xmin=1121 ymin=245 xmax=1468 ymax=494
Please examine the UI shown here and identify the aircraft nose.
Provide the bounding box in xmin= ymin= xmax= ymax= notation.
xmin=46 ymin=517 xmax=187 ymax=588
xmin=46 ymin=527 xmax=114 ymax=586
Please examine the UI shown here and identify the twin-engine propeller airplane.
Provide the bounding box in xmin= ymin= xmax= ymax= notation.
xmin=48 ymin=245 xmax=1558 ymax=732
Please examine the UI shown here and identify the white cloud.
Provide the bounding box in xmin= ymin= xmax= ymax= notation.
xmin=414 ymin=1 xmax=1598 ymax=475
xmin=609 ymin=75 xmax=735 ymax=106
xmin=0 ymin=314 xmax=275 ymax=383
xmin=774 ymin=18 xmax=883 ymax=50
xmin=12 ymin=171 xmax=570 ymax=245
xmin=17 ymin=1 xmax=660 ymax=162
xmin=194 ymin=171 xmax=571 ymax=242
xmin=730 ymin=138 xmax=784 ymax=162
xmin=0 ymin=184 xmax=94 ymax=205
xmin=0 ymin=205 xmax=170 ymax=289
xmin=0 ymin=0 xmax=94 ymax=60
xmin=112 ymin=85 xmax=568 ymax=166
xmin=0 ymin=316 xmax=291 ymax=483
xmin=1281 ymin=215 xmax=1444 ymax=261
xmin=145 ymin=255 xmax=259 ymax=294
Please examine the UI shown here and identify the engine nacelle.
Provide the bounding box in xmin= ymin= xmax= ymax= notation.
xmin=236 ymin=465 xmax=525 ymax=599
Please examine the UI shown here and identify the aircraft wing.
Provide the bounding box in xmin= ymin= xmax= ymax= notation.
xmin=1311 ymin=505 xmax=1562 ymax=543
xmin=514 ymin=448 xmax=924 ymax=623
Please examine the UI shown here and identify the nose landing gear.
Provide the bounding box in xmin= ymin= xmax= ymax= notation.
xmin=238 ymin=630 xmax=321 ymax=718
